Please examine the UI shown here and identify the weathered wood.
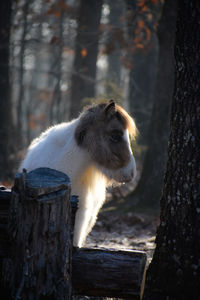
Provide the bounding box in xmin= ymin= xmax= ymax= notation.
xmin=0 ymin=170 xmax=147 ymax=300
xmin=0 ymin=187 xmax=11 ymax=258
xmin=72 ymin=247 xmax=147 ymax=299
xmin=3 ymin=168 xmax=72 ymax=300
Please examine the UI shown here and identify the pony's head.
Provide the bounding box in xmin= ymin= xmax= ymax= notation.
xmin=75 ymin=100 xmax=137 ymax=183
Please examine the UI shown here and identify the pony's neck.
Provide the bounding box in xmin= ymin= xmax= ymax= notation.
xmin=62 ymin=120 xmax=91 ymax=177
xmin=63 ymin=119 xmax=105 ymax=195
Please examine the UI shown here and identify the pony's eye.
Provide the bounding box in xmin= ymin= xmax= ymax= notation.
xmin=110 ymin=132 xmax=123 ymax=143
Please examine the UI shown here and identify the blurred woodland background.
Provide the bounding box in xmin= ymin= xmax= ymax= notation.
xmin=1 ymin=1 xmax=200 ymax=297
xmin=0 ymin=0 xmax=176 ymax=211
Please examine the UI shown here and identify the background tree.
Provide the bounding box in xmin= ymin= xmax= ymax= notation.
xmin=125 ymin=0 xmax=160 ymax=147
xmin=0 ymin=0 xmax=13 ymax=180
xmin=49 ymin=2 xmax=64 ymax=124
xmin=11 ymin=0 xmax=77 ymax=151
xmin=126 ymin=0 xmax=177 ymax=209
xmin=25 ymin=0 xmax=45 ymax=144
xmin=16 ymin=0 xmax=31 ymax=149
xmin=105 ymin=0 xmax=125 ymax=88
xmin=144 ymin=0 xmax=200 ymax=298
xmin=70 ymin=0 xmax=103 ymax=118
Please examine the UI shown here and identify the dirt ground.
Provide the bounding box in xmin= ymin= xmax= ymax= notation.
xmin=86 ymin=206 xmax=159 ymax=265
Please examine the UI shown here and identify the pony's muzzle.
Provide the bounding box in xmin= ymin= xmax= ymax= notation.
xmin=116 ymin=154 xmax=136 ymax=183
xmin=121 ymin=171 xmax=134 ymax=183
xmin=118 ymin=170 xmax=135 ymax=183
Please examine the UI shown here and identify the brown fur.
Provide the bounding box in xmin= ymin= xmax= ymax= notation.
xmin=75 ymin=100 xmax=137 ymax=170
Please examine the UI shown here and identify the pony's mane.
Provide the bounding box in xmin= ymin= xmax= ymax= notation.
xmin=115 ymin=104 xmax=138 ymax=139
xmin=82 ymin=101 xmax=138 ymax=140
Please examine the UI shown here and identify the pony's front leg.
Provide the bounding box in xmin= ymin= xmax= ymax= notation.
xmin=73 ymin=204 xmax=93 ymax=247
xmin=85 ymin=197 xmax=105 ymax=239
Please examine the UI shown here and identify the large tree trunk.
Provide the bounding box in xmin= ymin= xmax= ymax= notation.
xmin=126 ymin=0 xmax=177 ymax=209
xmin=144 ymin=0 xmax=200 ymax=299
xmin=70 ymin=0 xmax=103 ymax=119
xmin=0 ymin=0 xmax=12 ymax=180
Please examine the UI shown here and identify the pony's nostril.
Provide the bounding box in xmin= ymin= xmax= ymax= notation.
xmin=131 ymin=170 xmax=134 ymax=178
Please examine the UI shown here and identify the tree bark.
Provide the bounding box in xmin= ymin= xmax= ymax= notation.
xmin=26 ymin=0 xmax=45 ymax=144
xmin=106 ymin=0 xmax=125 ymax=88
xmin=16 ymin=0 xmax=30 ymax=149
xmin=3 ymin=168 xmax=72 ymax=299
xmin=126 ymin=0 xmax=159 ymax=147
xmin=0 ymin=187 xmax=11 ymax=258
xmin=50 ymin=7 xmax=64 ymax=125
xmin=0 ymin=0 xmax=12 ymax=180
xmin=70 ymin=0 xmax=103 ymax=119
xmin=126 ymin=0 xmax=177 ymax=209
xmin=144 ymin=0 xmax=200 ymax=299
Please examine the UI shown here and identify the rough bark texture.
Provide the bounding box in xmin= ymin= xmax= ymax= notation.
xmin=72 ymin=248 xmax=147 ymax=299
xmin=0 ymin=0 xmax=12 ymax=180
xmin=70 ymin=0 xmax=103 ymax=118
xmin=0 ymin=187 xmax=11 ymax=258
xmin=144 ymin=0 xmax=200 ymax=299
xmin=127 ymin=0 xmax=177 ymax=208
xmin=3 ymin=168 xmax=72 ymax=300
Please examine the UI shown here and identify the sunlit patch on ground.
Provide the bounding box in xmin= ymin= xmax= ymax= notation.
xmin=86 ymin=210 xmax=158 ymax=264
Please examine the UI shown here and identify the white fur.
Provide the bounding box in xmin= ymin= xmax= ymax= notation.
xmin=20 ymin=120 xmax=136 ymax=247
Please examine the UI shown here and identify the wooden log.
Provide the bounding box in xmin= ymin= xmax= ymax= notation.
xmin=72 ymin=247 xmax=147 ymax=299
xmin=3 ymin=168 xmax=72 ymax=300
xmin=0 ymin=186 xmax=11 ymax=258
xmin=0 ymin=171 xmax=147 ymax=299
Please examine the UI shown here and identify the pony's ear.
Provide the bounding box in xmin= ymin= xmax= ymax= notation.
xmin=104 ymin=100 xmax=116 ymax=116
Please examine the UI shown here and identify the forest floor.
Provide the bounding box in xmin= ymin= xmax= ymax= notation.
xmin=86 ymin=197 xmax=160 ymax=266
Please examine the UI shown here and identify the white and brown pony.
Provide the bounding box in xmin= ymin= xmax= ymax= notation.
xmin=19 ymin=100 xmax=137 ymax=247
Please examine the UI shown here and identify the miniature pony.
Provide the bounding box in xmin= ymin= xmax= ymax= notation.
xmin=19 ymin=100 xmax=137 ymax=247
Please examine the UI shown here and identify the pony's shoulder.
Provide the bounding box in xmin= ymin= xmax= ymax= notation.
xmin=29 ymin=119 xmax=78 ymax=150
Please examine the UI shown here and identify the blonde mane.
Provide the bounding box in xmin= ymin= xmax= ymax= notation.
xmin=115 ymin=103 xmax=138 ymax=139
xmin=81 ymin=100 xmax=138 ymax=139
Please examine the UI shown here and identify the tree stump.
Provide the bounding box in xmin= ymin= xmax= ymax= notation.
xmin=3 ymin=168 xmax=72 ymax=300
xmin=0 ymin=186 xmax=11 ymax=258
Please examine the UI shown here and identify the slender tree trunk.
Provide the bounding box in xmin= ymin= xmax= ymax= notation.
xmin=16 ymin=0 xmax=29 ymax=149
xmin=50 ymin=9 xmax=64 ymax=124
xmin=70 ymin=0 xmax=103 ymax=119
xmin=144 ymin=0 xmax=200 ymax=299
xmin=106 ymin=0 xmax=124 ymax=88
xmin=0 ymin=0 xmax=12 ymax=180
xmin=26 ymin=0 xmax=45 ymax=144
xmin=126 ymin=0 xmax=177 ymax=209
xmin=56 ymin=11 xmax=64 ymax=123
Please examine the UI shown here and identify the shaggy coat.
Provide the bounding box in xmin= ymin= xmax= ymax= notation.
xmin=20 ymin=100 xmax=137 ymax=247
